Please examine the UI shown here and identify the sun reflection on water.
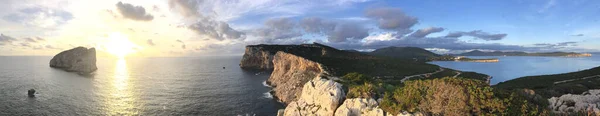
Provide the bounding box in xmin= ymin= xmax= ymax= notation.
xmin=105 ymin=59 xmax=139 ymax=115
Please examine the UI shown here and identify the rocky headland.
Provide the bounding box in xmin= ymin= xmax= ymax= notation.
xmin=49 ymin=47 xmax=97 ymax=74
xmin=240 ymin=43 xmax=492 ymax=115
xmin=242 ymin=43 xmax=597 ymax=115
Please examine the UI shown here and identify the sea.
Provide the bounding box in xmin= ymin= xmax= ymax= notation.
xmin=429 ymin=53 xmax=600 ymax=85
xmin=2 ymin=54 xmax=600 ymax=115
xmin=0 ymin=56 xmax=283 ymax=116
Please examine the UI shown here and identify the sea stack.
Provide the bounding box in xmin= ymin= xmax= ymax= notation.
xmin=27 ymin=89 xmax=35 ymax=97
xmin=49 ymin=47 xmax=97 ymax=74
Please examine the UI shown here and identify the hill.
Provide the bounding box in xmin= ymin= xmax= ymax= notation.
xmin=367 ymin=46 xmax=441 ymax=61
xmin=494 ymin=66 xmax=600 ymax=98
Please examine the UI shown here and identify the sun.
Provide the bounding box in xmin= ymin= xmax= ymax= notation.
xmin=104 ymin=33 xmax=139 ymax=58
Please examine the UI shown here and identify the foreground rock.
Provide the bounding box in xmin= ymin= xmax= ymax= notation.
xmin=283 ymin=77 xmax=345 ymax=116
xmin=49 ymin=47 xmax=97 ymax=74
xmin=268 ymin=51 xmax=326 ymax=104
xmin=335 ymin=98 xmax=384 ymax=116
xmin=548 ymin=89 xmax=600 ymax=114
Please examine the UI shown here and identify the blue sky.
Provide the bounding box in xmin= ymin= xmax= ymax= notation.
xmin=0 ymin=0 xmax=598 ymax=56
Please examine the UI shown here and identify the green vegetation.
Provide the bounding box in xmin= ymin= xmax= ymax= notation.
xmin=380 ymin=77 xmax=549 ymax=115
xmin=367 ymin=46 xmax=441 ymax=61
xmin=341 ymin=72 xmax=550 ymax=115
xmin=495 ymin=66 xmax=600 ymax=98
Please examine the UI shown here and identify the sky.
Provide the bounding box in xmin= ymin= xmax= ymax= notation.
xmin=0 ymin=0 xmax=599 ymax=57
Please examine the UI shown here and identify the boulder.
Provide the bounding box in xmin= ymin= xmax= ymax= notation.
xmin=283 ymin=77 xmax=345 ymax=116
xmin=334 ymin=98 xmax=385 ymax=116
xmin=548 ymin=89 xmax=600 ymax=114
xmin=50 ymin=47 xmax=97 ymax=74
xmin=27 ymin=89 xmax=35 ymax=97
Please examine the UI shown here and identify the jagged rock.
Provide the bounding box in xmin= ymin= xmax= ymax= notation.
xmin=548 ymin=89 xmax=600 ymax=114
xmin=268 ymin=51 xmax=325 ymax=104
xmin=385 ymin=112 xmax=424 ymax=116
xmin=277 ymin=109 xmax=285 ymax=116
xmin=49 ymin=47 xmax=97 ymax=74
xmin=334 ymin=98 xmax=385 ymax=116
xmin=27 ymin=89 xmax=35 ymax=97
xmin=283 ymin=77 xmax=345 ymax=116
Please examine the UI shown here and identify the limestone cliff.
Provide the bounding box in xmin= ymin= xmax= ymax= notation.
xmin=268 ymin=51 xmax=327 ymax=104
xmin=50 ymin=47 xmax=97 ymax=74
xmin=239 ymin=43 xmax=373 ymax=70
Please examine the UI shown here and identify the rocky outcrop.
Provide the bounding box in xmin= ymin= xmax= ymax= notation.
xmin=334 ymin=98 xmax=385 ymax=116
xmin=50 ymin=47 xmax=97 ymax=74
xmin=548 ymin=89 xmax=600 ymax=114
xmin=28 ymin=89 xmax=35 ymax=97
xmin=268 ymin=51 xmax=326 ymax=104
xmin=283 ymin=77 xmax=346 ymax=116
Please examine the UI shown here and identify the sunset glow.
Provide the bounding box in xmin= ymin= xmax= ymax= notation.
xmin=103 ymin=33 xmax=139 ymax=58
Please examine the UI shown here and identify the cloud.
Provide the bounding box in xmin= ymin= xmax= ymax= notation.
xmin=300 ymin=17 xmax=336 ymax=34
xmin=327 ymin=23 xmax=369 ymax=43
xmin=534 ymin=41 xmax=578 ymax=48
xmin=2 ymin=6 xmax=73 ymax=28
xmin=251 ymin=17 xmax=302 ymax=41
xmin=168 ymin=1 xmax=245 ymax=40
xmin=168 ymin=0 xmax=199 ymax=17
xmin=365 ymin=7 xmax=418 ymax=35
xmin=45 ymin=45 xmax=61 ymax=50
xmin=408 ymin=27 xmax=444 ymax=38
xmin=0 ymin=34 xmax=17 ymax=45
xmin=188 ymin=18 xmax=246 ymax=40
xmin=176 ymin=39 xmax=186 ymax=49
xmin=147 ymin=39 xmax=155 ymax=46
xmin=250 ymin=17 xmax=368 ymax=43
xmin=24 ymin=37 xmax=37 ymax=43
xmin=571 ymin=34 xmax=584 ymax=36
xmin=169 ymin=0 xmax=371 ymax=21
xmin=445 ymin=30 xmax=507 ymax=41
xmin=116 ymin=2 xmax=154 ymax=21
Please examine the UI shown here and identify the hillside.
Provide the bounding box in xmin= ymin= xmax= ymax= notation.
xmin=495 ymin=66 xmax=600 ymax=98
xmin=242 ymin=43 xmax=489 ymax=79
xmin=458 ymin=50 xmax=592 ymax=57
xmin=367 ymin=46 xmax=441 ymax=61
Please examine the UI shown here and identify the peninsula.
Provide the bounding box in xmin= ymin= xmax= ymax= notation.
xmin=457 ymin=50 xmax=592 ymax=57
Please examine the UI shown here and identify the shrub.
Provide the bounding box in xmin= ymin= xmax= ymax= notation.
xmin=380 ymin=77 xmax=511 ymax=115
xmin=346 ymin=83 xmax=376 ymax=99
xmin=341 ymin=72 xmax=370 ymax=84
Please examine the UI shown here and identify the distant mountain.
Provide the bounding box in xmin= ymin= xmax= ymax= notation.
xmin=367 ymin=46 xmax=441 ymax=60
xmin=457 ymin=50 xmax=591 ymax=57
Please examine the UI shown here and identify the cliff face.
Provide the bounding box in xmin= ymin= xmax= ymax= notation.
xmin=268 ymin=51 xmax=326 ymax=104
xmin=239 ymin=43 xmax=373 ymax=70
xmin=50 ymin=47 xmax=97 ymax=74
xmin=239 ymin=46 xmax=274 ymax=70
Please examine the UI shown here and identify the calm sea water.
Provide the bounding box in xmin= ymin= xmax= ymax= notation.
xmin=0 ymin=56 xmax=283 ymax=115
xmin=430 ymin=54 xmax=600 ymax=84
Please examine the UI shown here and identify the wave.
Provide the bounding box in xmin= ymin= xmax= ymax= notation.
xmin=262 ymin=81 xmax=271 ymax=88
xmin=263 ymin=91 xmax=273 ymax=99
